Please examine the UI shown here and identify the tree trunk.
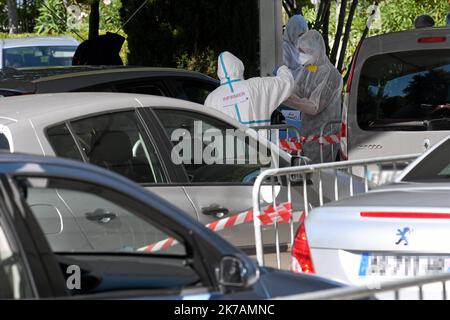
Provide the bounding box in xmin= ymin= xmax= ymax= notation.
xmin=89 ymin=0 xmax=100 ymax=40
xmin=337 ymin=0 xmax=358 ymax=71
xmin=323 ymin=1 xmax=331 ymax=56
xmin=313 ymin=0 xmax=326 ymax=30
xmin=7 ymin=0 xmax=19 ymax=34
xmin=330 ymin=0 xmax=347 ymax=65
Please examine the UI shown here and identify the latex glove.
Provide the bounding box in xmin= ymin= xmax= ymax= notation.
xmin=272 ymin=66 xmax=280 ymax=76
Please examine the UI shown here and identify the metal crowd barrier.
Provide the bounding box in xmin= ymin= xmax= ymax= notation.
xmin=319 ymin=119 xmax=341 ymax=163
xmin=272 ymin=272 xmax=450 ymax=300
xmin=251 ymin=119 xmax=342 ymax=163
xmin=250 ymin=124 xmax=303 ymax=156
xmin=252 ymin=153 xmax=421 ymax=267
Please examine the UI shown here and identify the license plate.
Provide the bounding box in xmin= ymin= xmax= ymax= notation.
xmin=359 ymin=253 xmax=450 ymax=277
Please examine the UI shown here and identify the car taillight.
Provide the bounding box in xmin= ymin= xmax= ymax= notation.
xmin=290 ymin=221 xmax=315 ymax=273
xmin=418 ymin=36 xmax=446 ymax=43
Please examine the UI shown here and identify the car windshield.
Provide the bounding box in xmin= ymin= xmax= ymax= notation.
xmin=401 ymin=138 xmax=450 ymax=183
xmin=3 ymin=45 xmax=77 ymax=68
xmin=357 ymin=49 xmax=450 ymax=131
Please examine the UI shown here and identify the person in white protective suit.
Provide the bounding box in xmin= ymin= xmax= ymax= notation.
xmin=285 ymin=30 xmax=343 ymax=164
xmin=204 ymin=51 xmax=294 ymax=127
xmin=283 ymin=14 xmax=309 ymax=71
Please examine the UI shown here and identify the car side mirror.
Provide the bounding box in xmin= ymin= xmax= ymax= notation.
xmin=217 ymin=255 xmax=259 ymax=289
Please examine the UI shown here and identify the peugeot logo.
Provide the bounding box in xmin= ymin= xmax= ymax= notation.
xmin=396 ymin=227 xmax=412 ymax=246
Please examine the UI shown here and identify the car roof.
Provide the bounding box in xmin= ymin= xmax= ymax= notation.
xmin=360 ymin=26 xmax=450 ymax=53
xmin=365 ymin=26 xmax=449 ymax=39
xmin=0 ymin=92 xmax=242 ymax=127
xmin=0 ymin=36 xmax=79 ymax=49
xmin=0 ymin=66 xmax=219 ymax=92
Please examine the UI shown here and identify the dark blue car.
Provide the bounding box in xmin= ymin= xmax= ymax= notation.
xmin=0 ymin=153 xmax=342 ymax=299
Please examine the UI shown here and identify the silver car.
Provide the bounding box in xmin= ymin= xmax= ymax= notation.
xmin=0 ymin=92 xmax=306 ymax=253
xmin=292 ymin=136 xmax=450 ymax=295
xmin=0 ymin=36 xmax=79 ymax=69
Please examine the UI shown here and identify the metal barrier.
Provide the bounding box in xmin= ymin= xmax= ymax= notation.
xmin=319 ymin=119 xmax=341 ymax=163
xmin=251 ymin=120 xmax=342 ymax=163
xmin=272 ymin=272 xmax=450 ymax=300
xmin=250 ymin=124 xmax=303 ymax=156
xmin=252 ymin=153 xmax=420 ymax=267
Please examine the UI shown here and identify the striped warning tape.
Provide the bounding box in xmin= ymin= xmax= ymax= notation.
xmin=138 ymin=202 xmax=301 ymax=253
xmin=279 ymin=134 xmax=341 ymax=154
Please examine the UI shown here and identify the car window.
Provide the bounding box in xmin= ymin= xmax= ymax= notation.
xmin=3 ymin=46 xmax=77 ymax=68
xmin=401 ymin=138 xmax=450 ymax=183
xmin=47 ymin=123 xmax=83 ymax=161
xmin=18 ymin=177 xmax=186 ymax=256
xmin=154 ymin=109 xmax=270 ymax=184
xmin=114 ymin=80 xmax=166 ymax=96
xmin=357 ymin=49 xmax=450 ymax=131
xmin=0 ymin=220 xmax=33 ymax=298
xmin=0 ymin=134 xmax=10 ymax=152
xmin=15 ymin=176 xmax=205 ymax=297
xmin=174 ymin=79 xmax=217 ymax=104
xmin=48 ymin=111 xmax=167 ymax=184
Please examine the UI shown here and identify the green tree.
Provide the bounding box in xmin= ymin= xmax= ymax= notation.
xmin=120 ymin=0 xmax=260 ymax=78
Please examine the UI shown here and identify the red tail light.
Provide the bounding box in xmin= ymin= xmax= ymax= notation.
xmin=291 ymin=221 xmax=315 ymax=273
xmin=418 ymin=36 xmax=446 ymax=43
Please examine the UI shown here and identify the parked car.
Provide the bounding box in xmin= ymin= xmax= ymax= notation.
xmin=0 ymin=152 xmax=344 ymax=299
xmin=340 ymin=26 xmax=450 ymax=162
xmin=0 ymin=36 xmax=79 ymax=69
xmin=0 ymin=65 xmax=219 ymax=105
xmin=0 ymin=65 xmax=303 ymax=134
xmin=291 ymin=135 xmax=450 ymax=291
xmin=0 ymin=92 xmax=362 ymax=262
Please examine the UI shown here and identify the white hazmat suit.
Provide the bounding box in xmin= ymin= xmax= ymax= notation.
xmin=205 ymin=51 xmax=294 ymax=127
xmin=285 ymin=30 xmax=343 ymax=164
xmin=283 ymin=15 xmax=309 ymax=71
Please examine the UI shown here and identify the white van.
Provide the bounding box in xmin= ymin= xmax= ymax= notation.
xmin=340 ymin=27 xmax=450 ymax=161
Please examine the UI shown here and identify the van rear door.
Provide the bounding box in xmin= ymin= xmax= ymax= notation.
xmin=347 ymin=28 xmax=450 ymax=160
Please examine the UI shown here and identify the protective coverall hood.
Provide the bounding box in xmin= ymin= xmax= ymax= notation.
xmin=283 ymin=15 xmax=309 ymax=70
xmin=283 ymin=15 xmax=308 ymax=45
xmin=296 ymin=29 xmax=327 ymax=66
xmin=217 ymin=51 xmax=245 ymax=84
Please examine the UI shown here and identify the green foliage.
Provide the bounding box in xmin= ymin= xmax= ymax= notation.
xmin=120 ymin=0 xmax=260 ymax=78
xmin=176 ymin=49 xmax=217 ymax=76
xmin=34 ymin=0 xmax=67 ymax=34
xmin=100 ymin=0 xmax=122 ymax=31
xmin=300 ymin=0 xmax=449 ymax=72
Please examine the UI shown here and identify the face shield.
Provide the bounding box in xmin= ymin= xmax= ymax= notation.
xmin=296 ymin=30 xmax=326 ymax=66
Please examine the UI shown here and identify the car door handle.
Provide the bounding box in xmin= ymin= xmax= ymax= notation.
xmin=202 ymin=206 xmax=229 ymax=219
xmin=85 ymin=209 xmax=117 ymax=224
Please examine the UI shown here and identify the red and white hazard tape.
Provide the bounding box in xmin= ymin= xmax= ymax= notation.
xmin=301 ymin=134 xmax=341 ymax=145
xmin=138 ymin=202 xmax=300 ymax=253
xmin=279 ymin=138 xmax=302 ymax=154
xmin=279 ymin=134 xmax=340 ymax=154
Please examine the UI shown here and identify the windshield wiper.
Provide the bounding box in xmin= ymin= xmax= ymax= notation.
xmin=368 ymin=120 xmax=428 ymax=129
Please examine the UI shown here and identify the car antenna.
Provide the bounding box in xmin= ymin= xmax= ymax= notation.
xmin=40 ymin=1 xmax=86 ymax=42
xmin=115 ymin=0 xmax=149 ymax=34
